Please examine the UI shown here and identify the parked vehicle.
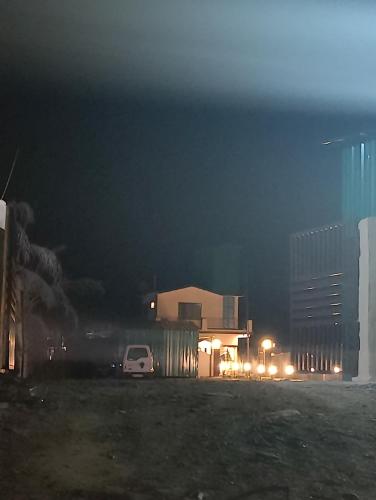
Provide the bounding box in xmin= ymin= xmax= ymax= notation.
xmin=122 ymin=344 xmax=154 ymax=378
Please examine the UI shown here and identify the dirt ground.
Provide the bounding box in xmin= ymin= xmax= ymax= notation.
xmin=0 ymin=377 xmax=375 ymax=500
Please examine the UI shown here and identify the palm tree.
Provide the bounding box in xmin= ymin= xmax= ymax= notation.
xmin=9 ymin=202 xmax=78 ymax=376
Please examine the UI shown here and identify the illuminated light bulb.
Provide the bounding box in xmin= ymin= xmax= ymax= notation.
xmin=268 ymin=365 xmax=278 ymax=376
xmin=285 ymin=365 xmax=295 ymax=376
xmin=261 ymin=339 xmax=273 ymax=350
xmin=257 ymin=364 xmax=266 ymax=374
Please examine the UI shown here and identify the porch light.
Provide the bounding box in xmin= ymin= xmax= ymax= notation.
xmin=198 ymin=340 xmax=212 ymax=353
xmin=212 ymin=338 xmax=221 ymax=350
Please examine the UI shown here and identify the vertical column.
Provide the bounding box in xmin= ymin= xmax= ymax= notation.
xmin=357 ymin=217 xmax=376 ymax=381
xmin=0 ymin=201 xmax=9 ymax=371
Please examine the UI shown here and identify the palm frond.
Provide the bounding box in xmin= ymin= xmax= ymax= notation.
xmin=18 ymin=268 xmax=57 ymax=312
xmin=30 ymin=244 xmax=63 ymax=285
xmin=15 ymin=226 xmax=32 ymax=266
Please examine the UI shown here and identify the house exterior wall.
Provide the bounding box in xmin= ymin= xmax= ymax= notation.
xmin=198 ymin=351 xmax=210 ymax=377
xmin=155 ymin=286 xmax=239 ymax=323
xmin=199 ymin=332 xmax=245 ymax=347
xmin=148 ymin=286 xmax=246 ymax=373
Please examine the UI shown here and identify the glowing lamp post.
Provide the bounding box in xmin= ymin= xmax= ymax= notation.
xmin=261 ymin=338 xmax=273 ymax=368
xmin=261 ymin=338 xmax=273 ymax=351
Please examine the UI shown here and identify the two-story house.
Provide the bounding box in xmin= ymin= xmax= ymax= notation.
xmin=144 ymin=286 xmax=252 ymax=376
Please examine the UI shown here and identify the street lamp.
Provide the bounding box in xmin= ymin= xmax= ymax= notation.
xmin=261 ymin=338 xmax=273 ymax=350
xmin=260 ymin=338 xmax=273 ymax=368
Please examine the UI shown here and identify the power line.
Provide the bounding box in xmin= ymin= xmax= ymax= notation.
xmin=1 ymin=147 xmax=19 ymax=200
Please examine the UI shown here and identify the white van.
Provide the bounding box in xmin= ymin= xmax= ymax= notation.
xmin=122 ymin=344 xmax=154 ymax=377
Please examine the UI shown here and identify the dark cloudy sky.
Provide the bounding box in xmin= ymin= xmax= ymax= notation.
xmin=0 ymin=1 xmax=375 ymax=336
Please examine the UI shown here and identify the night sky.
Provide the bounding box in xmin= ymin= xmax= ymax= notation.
xmin=1 ymin=1 xmax=376 ymax=340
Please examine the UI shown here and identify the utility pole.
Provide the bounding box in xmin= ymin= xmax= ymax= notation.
xmin=247 ymin=320 xmax=253 ymax=365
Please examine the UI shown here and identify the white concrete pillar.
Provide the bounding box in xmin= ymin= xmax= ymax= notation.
xmin=356 ymin=217 xmax=376 ymax=382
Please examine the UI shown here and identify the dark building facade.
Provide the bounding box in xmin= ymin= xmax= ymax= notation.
xmin=290 ymin=222 xmax=360 ymax=379
xmin=290 ymin=223 xmax=345 ymax=373
xmin=289 ymin=134 xmax=376 ymax=379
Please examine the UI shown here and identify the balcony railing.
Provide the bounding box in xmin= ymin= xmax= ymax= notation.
xmin=204 ymin=317 xmax=239 ymax=329
xmin=158 ymin=316 xmax=252 ymax=332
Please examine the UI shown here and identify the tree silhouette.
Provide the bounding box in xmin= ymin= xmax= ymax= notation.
xmin=9 ymin=202 xmax=78 ymax=374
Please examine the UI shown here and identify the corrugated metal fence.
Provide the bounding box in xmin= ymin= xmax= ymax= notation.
xmin=120 ymin=324 xmax=198 ymax=377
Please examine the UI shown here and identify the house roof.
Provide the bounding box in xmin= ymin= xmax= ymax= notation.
xmin=154 ymin=285 xmax=241 ymax=298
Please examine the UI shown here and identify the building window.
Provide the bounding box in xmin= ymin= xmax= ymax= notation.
xmin=178 ymin=302 xmax=202 ymax=320
xmin=150 ymin=301 xmax=155 ymax=309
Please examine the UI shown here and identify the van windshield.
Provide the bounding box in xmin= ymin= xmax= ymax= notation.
xmin=127 ymin=347 xmax=148 ymax=361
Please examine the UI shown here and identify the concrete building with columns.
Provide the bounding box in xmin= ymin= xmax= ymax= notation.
xmin=290 ymin=133 xmax=376 ymax=380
